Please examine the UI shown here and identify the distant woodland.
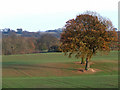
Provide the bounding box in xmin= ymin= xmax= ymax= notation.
xmin=2 ymin=28 xmax=62 ymax=55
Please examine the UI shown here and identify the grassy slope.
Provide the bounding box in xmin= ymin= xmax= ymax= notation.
xmin=3 ymin=75 xmax=118 ymax=88
xmin=2 ymin=51 xmax=118 ymax=88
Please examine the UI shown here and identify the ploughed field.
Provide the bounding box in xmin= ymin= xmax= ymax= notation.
xmin=2 ymin=51 xmax=118 ymax=88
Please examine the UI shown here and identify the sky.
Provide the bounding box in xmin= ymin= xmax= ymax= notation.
xmin=0 ymin=0 xmax=119 ymax=32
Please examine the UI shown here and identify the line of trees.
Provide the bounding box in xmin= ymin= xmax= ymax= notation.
xmin=2 ymin=33 xmax=60 ymax=55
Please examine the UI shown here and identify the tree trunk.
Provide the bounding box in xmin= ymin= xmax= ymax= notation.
xmin=81 ymin=57 xmax=85 ymax=64
xmin=85 ymin=58 xmax=90 ymax=70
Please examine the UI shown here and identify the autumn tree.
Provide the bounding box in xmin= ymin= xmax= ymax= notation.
xmin=2 ymin=35 xmax=36 ymax=55
xmin=2 ymin=33 xmax=17 ymax=55
xmin=36 ymin=34 xmax=59 ymax=51
xmin=60 ymin=11 xmax=117 ymax=70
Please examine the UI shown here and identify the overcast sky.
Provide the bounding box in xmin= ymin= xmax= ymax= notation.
xmin=0 ymin=0 xmax=119 ymax=31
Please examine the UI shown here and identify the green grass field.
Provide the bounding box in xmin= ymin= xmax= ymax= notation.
xmin=2 ymin=51 xmax=118 ymax=88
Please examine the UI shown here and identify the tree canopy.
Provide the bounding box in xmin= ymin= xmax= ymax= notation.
xmin=60 ymin=11 xmax=117 ymax=70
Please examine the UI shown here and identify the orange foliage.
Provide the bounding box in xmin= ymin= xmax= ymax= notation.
xmin=60 ymin=11 xmax=118 ymax=59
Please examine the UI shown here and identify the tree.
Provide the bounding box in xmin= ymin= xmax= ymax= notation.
xmin=2 ymin=33 xmax=17 ymax=55
xmin=60 ymin=11 xmax=117 ymax=70
xmin=36 ymin=34 xmax=59 ymax=51
xmin=48 ymin=45 xmax=61 ymax=52
xmin=2 ymin=35 xmax=36 ymax=55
